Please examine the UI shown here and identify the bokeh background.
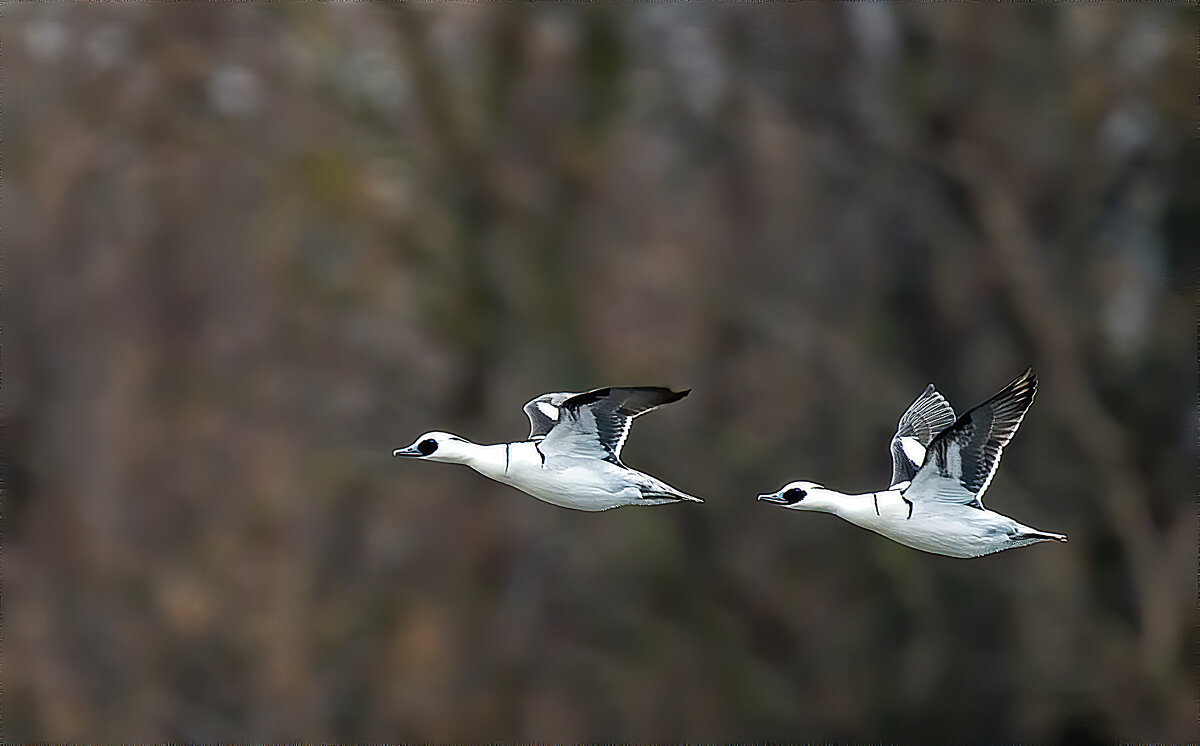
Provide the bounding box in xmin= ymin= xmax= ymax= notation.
xmin=5 ymin=3 xmax=1196 ymax=742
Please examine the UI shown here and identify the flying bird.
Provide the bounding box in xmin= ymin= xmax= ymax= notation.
xmin=394 ymin=386 xmax=701 ymax=511
xmin=759 ymin=369 xmax=1066 ymax=558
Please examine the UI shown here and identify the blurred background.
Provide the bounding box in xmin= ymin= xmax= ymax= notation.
xmin=5 ymin=3 xmax=1196 ymax=742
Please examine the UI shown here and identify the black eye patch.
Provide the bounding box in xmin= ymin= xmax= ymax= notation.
xmin=782 ymin=487 xmax=807 ymax=504
xmin=417 ymin=439 xmax=438 ymax=456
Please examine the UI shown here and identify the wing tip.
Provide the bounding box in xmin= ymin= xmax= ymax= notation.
xmin=634 ymin=385 xmax=690 ymax=399
xmin=1000 ymin=367 xmax=1039 ymax=409
xmin=897 ymin=381 xmax=956 ymax=436
xmin=621 ymin=385 xmax=691 ymax=407
xmin=565 ymin=385 xmax=690 ymax=409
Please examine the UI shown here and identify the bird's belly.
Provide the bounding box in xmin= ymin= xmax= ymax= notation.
xmin=495 ymin=455 xmax=634 ymax=511
xmin=867 ymin=519 xmax=992 ymax=558
xmin=845 ymin=496 xmax=1012 ymax=558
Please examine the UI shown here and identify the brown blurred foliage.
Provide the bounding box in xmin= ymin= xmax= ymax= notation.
xmin=5 ymin=3 xmax=1196 ymax=742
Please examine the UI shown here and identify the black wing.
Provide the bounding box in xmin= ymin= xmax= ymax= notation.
xmin=538 ymin=386 xmax=690 ymax=462
xmin=889 ymin=384 xmax=957 ymax=487
xmin=905 ymin=369 xmax=1037 ymax=509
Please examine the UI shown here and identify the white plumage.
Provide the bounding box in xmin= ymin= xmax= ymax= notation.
xmin=394 ymin=386 xmax=701 ymax=512
xmin=759 ymin=369 xmax=1066 ymax=558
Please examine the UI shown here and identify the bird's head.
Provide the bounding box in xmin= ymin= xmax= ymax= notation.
xmin=757 ymin=481 xmax=836 ymax=512
xmin=392 ymin=432 xmax=474 ymax=464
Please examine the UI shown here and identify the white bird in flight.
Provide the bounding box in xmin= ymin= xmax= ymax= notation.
xmin=759 ymin=369 xmax=1066 ymax=558
xmin=393 ymin=386 xmax=702 ymax=511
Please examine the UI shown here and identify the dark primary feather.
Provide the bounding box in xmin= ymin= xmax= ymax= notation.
xmin=543 ymin=386 xmax=690 ymax=462
xmin=889 ymin=383 xmax=957 ymax=486
xmin=905 ymin=368 xmax=1037 ymax=509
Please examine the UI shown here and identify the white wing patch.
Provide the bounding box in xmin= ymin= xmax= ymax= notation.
xmin=900 ymin=436 xmax=926 ymax=469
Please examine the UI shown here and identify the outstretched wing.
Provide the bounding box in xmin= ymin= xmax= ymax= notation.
xmin=538 ymin=386 xmax=690 ymax=462
xmin=889 ymin=384 xmax=957 ymax=488
xmin=522 ymin=392 xmax=576 ymax=440
xmin=904 ymin=369 xmax=1037 ymax=509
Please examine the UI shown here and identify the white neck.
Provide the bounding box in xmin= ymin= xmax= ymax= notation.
xmin=454 ymin=442 xmax=512 ymax=480
xmin=826 ymin=488 xmax=911 ymax=528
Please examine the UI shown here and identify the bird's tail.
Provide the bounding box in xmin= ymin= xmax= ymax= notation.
xmin=639 ymin=486 xmax=703 ymax=504
xmin=1019 ymin=530 xmax=1067 ymax=543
